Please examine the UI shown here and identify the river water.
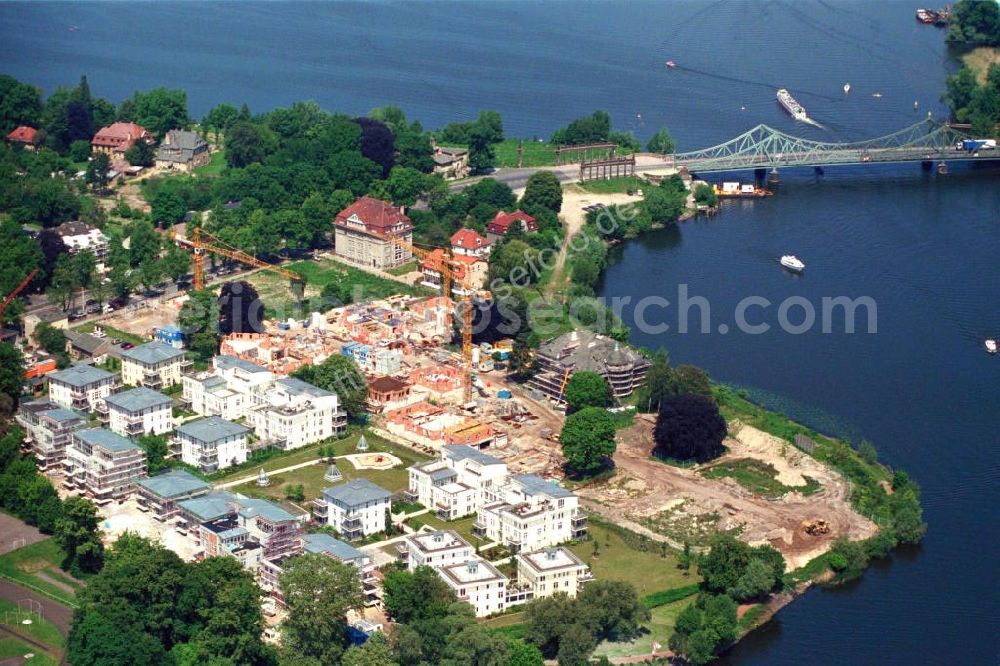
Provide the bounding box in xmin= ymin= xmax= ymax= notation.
xmin=1 ymin=1 xmax=997 ymax=663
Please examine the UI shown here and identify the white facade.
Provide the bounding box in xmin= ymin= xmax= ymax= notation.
xmin=120 ymin=341 xmax=186 ymax=389
xmin=183 ymin=375 xmax=243 ymax=420
xmin=407 ymin=445 xmax=509 ymax=520
xmin=177 ymin=417 xmax=251 ymax=474
xmin=104 ymin=388 xmax=173 ymax=437
xmin=65 ymin=428 xmax=147 ymax=504
xmin=516 ymin=547 xmax=591 ymax=599
xmin=437 ymin=558 xmax=508 ymax=617
xmin=405 ymin=530 xmax=475 ymax=571
xmin=475 ymin=475 xmax=586 ymax=552
xmin=321 ymin=479 xmax=391 ymax=540
xmin=248 ymin=378 xmax=344 ymax=450
xmin=47 ymin=365 xmax=118 ymax=412
xmin=58 ymin=222 xmax=109 ymax=258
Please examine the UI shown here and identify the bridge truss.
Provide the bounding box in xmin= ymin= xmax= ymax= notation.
xmin=673 ymin=118 xmax=975 ymax=172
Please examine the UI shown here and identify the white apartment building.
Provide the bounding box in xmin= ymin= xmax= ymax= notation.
xmin=121 ymin=341 xmax=187 ymax=390
xmin=319 ymin=479 xmax=391 ymax=540
xmin=176 ymin=416 xmax=251 ymax=474
xmin=516 ymin=547 xmax=592 ymax=599
xmin=47 ymin=364 xmax=118 ymax=412
xmin=407 ymin=445 xmax=508 ymax=520
xmin=474 ymin=474 xmax=587 ymax=553
xmin=55 ymin=220 xmax=109 ymax=258
xmin=104 ymin=387 xmax=173 ymax=437
xmin=259 ymin=532 xmax=379 ymax=607
xmin=65 ymin=428 xmax=147 ymax=504
xmin=405 ymin=530 xmax=475 ymax=571
xmin=182 ymin=355 xmax=274 ymax=420
xmin=248 ymin=377 xmax=346 ymax=450
xmin=15 ymin=400 xmax=87 ymax=473
xmin=436 ymin=558 xmax=508 ymax=618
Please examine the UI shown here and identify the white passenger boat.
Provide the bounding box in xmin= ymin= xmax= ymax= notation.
xmin=780 ymin=255 xmax=805 ymax=273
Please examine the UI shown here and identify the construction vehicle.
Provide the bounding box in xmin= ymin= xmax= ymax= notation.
xmin=371 ymin=231 xmax=484 ymax=403
xmin=169 ymin=228 xmax=305 ymax=300
xmin=803 ymin=519 xmax=830 ymax=536
xmin=0 ymin=269 xmax=38 ymax=324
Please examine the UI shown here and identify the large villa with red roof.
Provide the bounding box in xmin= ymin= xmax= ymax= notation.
xmin=450 ymin=228 xmax=491 ymax=258
xmin=91 ymin=122 xmax=153 ymax=156
xmin=6 ymin=126 xmax=41 ymax=150
xmin=333 ymin=196 xmax=414 ymax=269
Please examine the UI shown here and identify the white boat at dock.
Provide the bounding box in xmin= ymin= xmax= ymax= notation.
xmin=780 ymin=255 xmax=805 ymax=273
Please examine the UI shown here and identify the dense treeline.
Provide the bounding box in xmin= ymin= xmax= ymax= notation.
xmin=945 ymin=62 xmax=1000 ymax=136
xmin=946 ymin=0 xmax=1000 ymax=46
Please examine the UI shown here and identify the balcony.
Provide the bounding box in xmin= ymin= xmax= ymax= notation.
xmin=311 ymin=499 xmax=328 ymax=518
xmin=342 ymin=516 xmax=362 ymax=529
xmin=180 ymin=358 xmax=193 ymax=369
xmin=71 ymin=395 xmax=90 ymax=410
xmin=141 ymin=372 xmax=163 ymax=390
xmin=124 ymin=420 xmax=145 ymax=436
xmin=472 ymin=520 xmax=487 ymax=538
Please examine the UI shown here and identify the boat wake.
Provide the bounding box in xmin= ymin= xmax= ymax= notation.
xmin=801 ymin=116 xmax=826 ymax=129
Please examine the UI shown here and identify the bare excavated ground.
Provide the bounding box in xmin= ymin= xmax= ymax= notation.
xmin=579 ymin=414 xmax=876 ymax=569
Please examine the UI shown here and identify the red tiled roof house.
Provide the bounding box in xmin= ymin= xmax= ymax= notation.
xmin=91 ymin=122 xmax=153 ymax=156
xmin=450 ymin=228 xmax=491 ymax=258
xmin=334 ymin=196 xmax=413 ymax=269
xmin=6 ymin=126 xmax=41 ymax=150
xmin=486 ymin=210 xmax=537 ymax=244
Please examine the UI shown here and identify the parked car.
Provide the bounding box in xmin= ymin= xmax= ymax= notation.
xmin=109 ymin=297 xmax=126 ymax=309
xmin=102 ymin=304 xmax=114 ymax=314
xmin=110 ymin=338 xmax=121 ymax=345
xmin=120 ymin=342 xmax=135 ymax=350
xmin=68 ymin=309 xmax=86 ymax=321
xmin=86 ymin=304 xmax=101 ymax=314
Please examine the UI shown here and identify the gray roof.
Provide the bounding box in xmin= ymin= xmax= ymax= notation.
xmin=105 ymin=387 xmax=172 ymax=413
xmin=276 ymin=377 xmax=333 ymax=398
xmin=536 ymin=330 xmax=649 ymax=373
xmin=323 ymin=478 xmax=391 ymax=508
xmin=176 ymin=416 xmax=250 ymax=444
xmin=512 ymin=474 xmax=574 ymax=499
xmin=156 ymin=130 xmax=208 ymax=164
xmin=47 ymin=364 xmax=115 ymax=388
xmin=40 ymin=407 xmax=85 ymax=423
xmin=74 ymin=428 xmax=140 ymax=453
xmin=64 ymin=331 xmax=109 ymax=355
xmin=121 ymin=340 xmax=185 ymax=366
xmin=215 ymin=355 xmax=270 ymax=374
xmin=303 ymin=533 xmax=366 ymax=562
xmin=178 ymin=490 xmax=240 ymax=522
xmin=137 ymin=469 xmax=210 ymax=499
xmin=237 ymin=498 xmax=296 ymax=523
xmin=442 ymin=444 xmax=503 ymax=466
xmin=429 ymin=467 xmax=457 ymax=481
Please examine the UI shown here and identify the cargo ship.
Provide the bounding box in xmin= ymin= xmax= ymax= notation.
xmin=776 ymin=88 xmax=808 ymax=122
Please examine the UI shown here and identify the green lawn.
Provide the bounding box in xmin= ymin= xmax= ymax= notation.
xmin=385 ymin=261 xmax=419 ymax=276
xmin=495 ymin=139 xmax=557 ymax=168
xmin=0 ymin=539 xmax=79 ymax=607
xmin=0 ymin=636 xmax=58 ymax=665
xmin=193 ymin=149 xmax=227 ymax=176
xmin=701 ymin=459 xmax=821 ymax=498
xmin=592 ymin=597 xmax=696 ymax=660
xmin=404 ymin=514 xmax=484 ymax=545
xmin=567 ymin=520 xmax=700 ymax=599
xmin=0 ymin=597 xmax=66 ymax=649
xmin=577 ymin=176 xmax=645 ymax=195
xmin=219 ymin=430 xmax=430 ymax=501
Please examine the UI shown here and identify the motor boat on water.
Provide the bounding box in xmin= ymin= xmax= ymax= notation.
xmin=843 ymin=83 xmax=851 ymax=94
xmin=665 ymin=60 xmax=676 ymax=69
xmin=986 ymin=338 xmax=998 ymax=355
xmin=776 ymin=89 xmax=808 ymax=122
xmin=780 ymin=255 xmax=805 ymax=273
xmin=872 ymin=92 xmax=882 ymax=98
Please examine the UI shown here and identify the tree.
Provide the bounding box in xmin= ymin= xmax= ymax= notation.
xmin=69 ymin=139 xmax=92 ymax=162
xmin=564 ymin=371 xmax=612 ymax=413
xmin=668 ymin=594 xmax=738 ymax=665
xmin=225 ymin=121 xmax=270 ymax=167
xmin=729 ymin=557 xmax=777 ymax=602
xmin=132 ymin=87 xmax=190 ymax=138
xmin=137 ymin=434 xmax=169 ymax=475
xmin=653 ymin=394 xmax=727 ymax=462
xmin=68 ymin=607 xmax=166 ymax=666
xmin=37 ymin=229 xmax=68 ymax=288
xmin=524 ymin=593 xmax=583 ymax=659
xmin=693 ymin=183 xmax=718 ymax=207
xmin=520 ymin=170 xmax=563 ymax=213
xmin=355 ymin=116 xmax=395 ymax=177
xmin=342 ymin=633 xmax=397 ymax=666
xmin=54 ymin=496 xmax=104 ymax=573
xmin=551 ymin=111 xmax=611 ymax=145
xmin=218 ymin=281 xmax=265 ymax=335
xmin=178 ymin=290 xmax=219 ymax=361
xmin=161 ymin=242 xmax=191 ymax=284
xmin=643 ymin=180 xmax=686 ymax=224
xmin=292 ymin=352 xmax=367 ymax=419
xmin=947 ymin=0 xmax=1000 ymax=45
xmin=202 ymin=103 xmax=240 ymax=140
xmin=673 ymin=364 xmax=712 ymax=397
xmin=383 ymin=565 xmax=457 ymax=624
xmin=85 ymin=152 xmax=111 ymax=192
xmin=34 ymin=321 xmax=66 ymax=355
xmin=327 ymin=150 xmax=381 ymax=196
xmin=488 ymin=239 xmax=541 ymax=288
xmin=505 ymin=639 xmax=544 ymax=666
xmin=561 ymin=407 xmax=616 ymax=476
xmin=609 ymin=130 xmax=641 ymax=153
xmin=555 ymin=622 xmax=598 ymax=666
xmin=125 ymin=138 xmax=155 ymax=167
xmin=441 ymin=624 xmax=510 ymax=666
xmin=945 ymin=67 xmax=979 ymax=121
xmin=384 ymin=166 xmax=428 ymax=206
xmin=0 ymin=74 xmax=42 ymax=134
xmin=279 ymin=553 xmax=362 ymax=664
xmin=647 ymin=128 xmax=676 ymax=154
xmin=466 ymin=110 xmax=504 ymax=173
xmin=577 ymin=580 xmax=650 ymax=641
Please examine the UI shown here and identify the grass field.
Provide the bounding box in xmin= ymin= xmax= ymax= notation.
xmin=404 ymin=514 xmax=483 ymax=545
xmin=592 ymin=597 xmax=697 ymax=660
xmin=385 ymin=261 xmax=419 ymax=276
xmin=567 ymin=521 xmax=698 ymax=599
xmin=0 ymin=598 xmax=66 ymax=649
xmin=577 ymin=176 xmax=645 ymax=195
xmin=702 ymin=459 xmax=821 ymax=498
xmin=0 ymin=636 xmax=58 ymax=665
xmin=0 ymin=539 xmax=80 ymax=607
xmin=962 ymin=46 xmax=999 ymax=85
xmin=495 ymin=139 xmax=557 ymax=168
xmin=193 ymin=149 xmax=227 ymax=176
